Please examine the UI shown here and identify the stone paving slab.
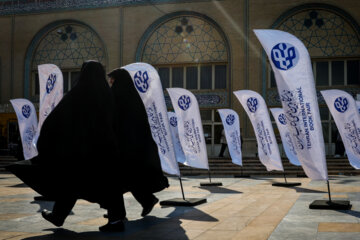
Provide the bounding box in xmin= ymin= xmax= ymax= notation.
xmin=0 ymin=174 xmax=359 ymax=239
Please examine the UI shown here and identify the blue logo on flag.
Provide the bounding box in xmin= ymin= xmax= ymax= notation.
xmin=226 ymin=114 xmax=235 ymax=125
xmin=46 ymin=73 xmax=57 ymax=93
xmin=178 ymin=95 xmax=191 ymax=111
xmin=334 ymin=97 xmax=349 ymax=113
xmin=170 ymin=116 xmax=177 ymax=127
xmin=271 ymin=43 xmax=299 ymax=70
xmin=278 ymin=113 xmax=287 ymax=125
xmin=22 ymin=105 xmax=31 ymax=118
xmin=134 ymin=70 xmax=149 ymax=93
xmin=247 ymin=97 xmax=258 ymax=113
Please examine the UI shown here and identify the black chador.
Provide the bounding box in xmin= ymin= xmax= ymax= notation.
xmin=108 ymin=68 xmax=169 ymax=217
xmin=7 ymin=61 xmax=126 ymax=230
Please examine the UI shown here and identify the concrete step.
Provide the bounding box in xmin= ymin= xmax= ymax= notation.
xmin=0 ymin=156 xmax=18 ymax=172
xmin=179 ymin=157 xmax=359 ymax=176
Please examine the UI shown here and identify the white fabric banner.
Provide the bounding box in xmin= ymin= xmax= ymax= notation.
xmin=234 ymin=90 xmax=283 ymax=171
xmin=167 ymin=88 xmax=209 ymax=170
xmin=270 ymin=108 xmax=301 ymax=166
xmin=10 ymin=99 xmax=38 ymax=160
xmin=356 ymin=101 xmax=360 ymax=115
xmin=218 ymin=109 xmax=242 ymax=166
xmin=321 ymin=90 xmax=360 ymax=169
xmin=122 ymin=63 xmax=180 ymax=176
xmin=167 ymin=112 xmax=186 ymax=164
xmin=254 ymin=29 xmax=328 ymax=180
xmin=34 ymin=64 xmax=64 ymax=147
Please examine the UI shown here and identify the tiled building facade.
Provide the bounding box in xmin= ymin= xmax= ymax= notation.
xmin=0 ymin=0 xmax=359 ymax=156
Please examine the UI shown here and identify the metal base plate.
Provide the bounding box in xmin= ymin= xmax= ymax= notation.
xmin=272 ymin=182 xmax=302 ymax=187
xmin=309 ymin=200 xmax=352 ymax=210
xmin=200 ymin=182 xmax=223 ymax=187
xmin=160 ymin=198 xmax=207 ymax=206
xmin=234 ymin=175 xmax=250 ymax=178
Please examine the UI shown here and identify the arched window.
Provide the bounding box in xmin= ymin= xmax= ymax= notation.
xmin=267 ymin=5 xmax=360 ymax=152
xmin=137 ymin=12 xmax=230 ymax=156
xmin=269 ymin=8 xmax=360 ymax=89
xmin=27 ymin=21 xmax=107 ymax=99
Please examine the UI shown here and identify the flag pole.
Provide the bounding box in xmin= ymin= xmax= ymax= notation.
xmin=283 ymin=172 xmax=288 ymax=184
xmin=309 ymin=179 xmax=350 ymax=210
xmin=327 ymin=180 xmax=332 ymax=203
xmin=179 ymin=176 xmax=185 ymax=200
xmin=272 ymin=170 xmax=301 ymax=187
xmin=160 ymin=173 xmax=207 ymax=206
xmin=200 ymin=167 xmax=222 ymax=186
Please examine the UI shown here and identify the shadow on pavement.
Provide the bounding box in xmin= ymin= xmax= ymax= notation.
xmin=22 ymin=216 xmax=190 ymax=240
xmin=292 ymin=187 xmax=327 ymax=193
xmin=8 ymin=183 xmax=28 ymax=188
xmin=336 ymin=209 xmax=360 ymax=219
xmin=166 ymin=207 xmax=218 ymax=222
xmin=197 ymin=186 xmax=242 ymax=194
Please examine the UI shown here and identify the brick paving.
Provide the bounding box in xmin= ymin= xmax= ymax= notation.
xmin=0 ymin=173 xmax=359 ymax=239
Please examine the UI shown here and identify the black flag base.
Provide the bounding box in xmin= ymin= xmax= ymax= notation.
xmin=34 ymin=196 xmax=54 ymax=201
xmin=309 ymin=200 xmax=351 ymax=210
xmin=234 ymin=175 xmax=250 ymax=178
xmin=272 ymin=182 xmax=301 ymax=187
xmin=160 ymin=198 xmax=207 ymax=207
xmin=200 ymin=182 xmax=223 ymax=187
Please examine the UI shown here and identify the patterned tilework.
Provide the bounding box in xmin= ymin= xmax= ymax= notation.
xmin=165 ymin=91 xmax=228 ymax=108
xmin=32 ymin=24 xmax=105 ymax=69
xmin=0 ymin=0 xmax=210 ymax=16
xmin=277 ymin=10 xmax=360 ymax=57
xmin=266 ymin=88 xmax=360 ymax=106
xmin=142 ymin=16 xmax=228 ymax=64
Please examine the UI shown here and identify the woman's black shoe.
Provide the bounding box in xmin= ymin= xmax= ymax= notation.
xmin=99 ymin=220 xmax=125 ymax=232
xmin=41 ymin=209 xmax=64 ymax=227
xmin=141 ymin=197 xmax=159 ymax=217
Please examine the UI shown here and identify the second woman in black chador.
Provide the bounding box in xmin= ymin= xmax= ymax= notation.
xmin=108 ymin=68 xmax=169 ymax=219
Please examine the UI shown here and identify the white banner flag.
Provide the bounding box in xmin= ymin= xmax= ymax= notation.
xmin=167 ymin=112 xmax=186 ymax=164
xmin=234 ymin=90 xmax=283 ymax=171
xmin=254 ymin=29 xmax=328 ymax=180
xmin=34 ymin=64 xmax=64 ymax=146
xmin=218 ymin=109 xmax=242 ymax=166
xmin=122 ymin=63 xmax=180 ymax=176
xmin=167 ymin=88 xmax=209 ymax=170
xmin=10 ymin=99 xmax=38 ymax=160
xmin=321 ymin=90 xmax=360 ymax=169
xmin=270 ymin=108 xmax=301 ymax=166
xmin=356 ymin=101 xmax=360 ymax=115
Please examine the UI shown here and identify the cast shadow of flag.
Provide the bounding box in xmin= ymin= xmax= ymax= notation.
xmin=197 ymin=186 xmax=242 ymax=194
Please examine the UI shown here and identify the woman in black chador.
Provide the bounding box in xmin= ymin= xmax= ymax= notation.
xmin=107 ymin=68 xmax=169 ymax=219
xmin=7 ymin=61 xmax=126 ymax=232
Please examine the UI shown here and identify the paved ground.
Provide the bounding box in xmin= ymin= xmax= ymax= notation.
xmin=0 ymin=173 xmax=359 ymax=239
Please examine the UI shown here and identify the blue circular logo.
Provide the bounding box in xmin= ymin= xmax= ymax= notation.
xmin=271 ymin=43 xmax=299 ymax=70
xmin=46 ymin=73 xmax=57 ymax=93
xmin=170 ymin=116 xmax=177 ymax=127
xmin=134 ymin=70 xmax=149 ymax=93
xmin=178 ymin=95 xmax=191 ymax=111
xmin=278 ymin=113 xmax=287 ymax=125
xmin=226 ymin=114 xmax=235 ymax=125
xmin=22 ymin=105 xmax=31 ymax=118
xmin=247 ymin=97 xmax=258 ymax=113
xmin=334 ymin=97 xmax=349 ymax=113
